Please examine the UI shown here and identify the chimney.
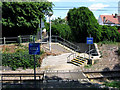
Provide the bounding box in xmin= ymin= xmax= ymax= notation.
xmin=103 ymin=16 xmax=106 ymax=23
xmin=114 ymin=13 xmax=117 ymax=18
xmin=118 ymin=16 xmax=120 ymax=24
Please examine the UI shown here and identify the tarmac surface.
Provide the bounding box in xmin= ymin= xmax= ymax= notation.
xmin=40 ymin=53 xmax=81 ymax=71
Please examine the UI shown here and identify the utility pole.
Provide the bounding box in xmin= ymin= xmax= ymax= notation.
xmin=48 ymin=12 xmax=53 ymax=51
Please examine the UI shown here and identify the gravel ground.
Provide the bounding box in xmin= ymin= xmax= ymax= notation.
xmin=82 ymin=44 xmax=120 ymax=72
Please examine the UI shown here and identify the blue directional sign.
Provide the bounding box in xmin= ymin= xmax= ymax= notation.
xmin=29 ymin=43 xmax=40 ymax=55
xmin=87 ymin=37 xmax=93 ymax=44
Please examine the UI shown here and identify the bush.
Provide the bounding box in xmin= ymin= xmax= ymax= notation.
xmin=45 ymin=19 xmax=72 ymax=41
xmin=2 ymin=47 xmax=44 ymax=70
xmin=84 ymin=64 xmax=92 ymax=68
xmin=104 ymin=81 xmax=120 ymax=89
xmin=100 ymin=25 xmax=120 ymax=42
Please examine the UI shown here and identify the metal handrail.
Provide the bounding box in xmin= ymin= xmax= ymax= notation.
xmin=67 ymin=53 xmax=76 ymax=63
xmin=51 ymin=35 xmax=80 ymax=52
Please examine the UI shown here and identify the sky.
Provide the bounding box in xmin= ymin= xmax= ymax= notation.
xmin=47 ymin=0 xmax=120 ymax=20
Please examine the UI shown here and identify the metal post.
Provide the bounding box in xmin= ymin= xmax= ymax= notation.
xmin=33 ymin=36 xmax=36 ymax=86
xmin=49 ymin=16 xmax=51 ymax=51
xmin=89 ymin=34 xmax=91 ymax=64
xmin=4 ymin=37 xmax=5 ymax=44
xmin=89 ymin=44 xmax=90 ymax=64
xmin=40 ymin=18 xmax=42 ymax=41
xmin=34 ymin=55 xmax=36 ymax=81
xmin=55 ymin=36 xmax=57 ymax=42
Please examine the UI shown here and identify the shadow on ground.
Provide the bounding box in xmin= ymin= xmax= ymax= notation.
xmin=1 ymin=75 xmax=109 ymax=90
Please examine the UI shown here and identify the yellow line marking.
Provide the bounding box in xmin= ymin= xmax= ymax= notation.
xmin=71 ymin=60 xmax=83 ymax=64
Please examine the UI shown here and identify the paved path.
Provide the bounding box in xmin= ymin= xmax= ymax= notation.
xmin=44 ymin=70 xmax=87 ymax=81
xmin=41 ymin=43 xmax=71 ymax=54
xmin=40 ymin=53 xmax=81 ymax=71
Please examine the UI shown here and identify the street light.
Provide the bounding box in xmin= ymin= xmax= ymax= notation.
xmin=48 ymin=11 xmax=53 ymax=51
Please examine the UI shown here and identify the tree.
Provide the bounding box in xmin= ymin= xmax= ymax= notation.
xmin=67 ymin=7 xmax=101 ymax=43
xmin=100 ymin=25 xmax=120 ymax=42
xmin=51 ymin=17 xmax=67 ymax=25
xmin=45 ymin=17 xmax=72 ymax=40
xmin=2 ymin=1 xmax=53 ymax=37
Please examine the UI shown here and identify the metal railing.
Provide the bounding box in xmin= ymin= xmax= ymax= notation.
xmin=0 ymin=35 xmax=36 ymax=45
xmin=85 ymin=49 xmax=98 ymax=57
xmin=1 ymin=73 xmax=44 ymax=82
xmin=51 ymin=35 xmax=80 ymax=53
xmin=67 ymin=53 xmax=76 ymax=63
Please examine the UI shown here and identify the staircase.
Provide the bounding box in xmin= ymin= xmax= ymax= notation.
xmin=41 ymin=35 xmax=98 ymax=67
xmin=67 ymin=53 xmax=89 ymax=67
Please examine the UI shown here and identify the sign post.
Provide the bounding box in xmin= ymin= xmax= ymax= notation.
xmin=87 ymin=35 xmax=93 ymax=64
xmin=39 ymin=18 xmax=45 ymax=40
xmin=29 ymin=37 xmax=40 ymax=84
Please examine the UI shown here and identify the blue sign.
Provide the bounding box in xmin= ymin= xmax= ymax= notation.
xmin=87 ymin=37 xmax=93 ymax=44
xmin=29 ymin=43 xmax=40 ymax=55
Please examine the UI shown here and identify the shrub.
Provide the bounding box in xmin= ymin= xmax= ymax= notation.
xmin=104 ymin=81 xmax=120 ymax=89
xmin=2 ymin=47 xmax=44 ymax=70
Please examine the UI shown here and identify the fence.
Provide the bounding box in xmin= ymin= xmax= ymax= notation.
xmin=0 ymin=35 xmax=36 ymax=45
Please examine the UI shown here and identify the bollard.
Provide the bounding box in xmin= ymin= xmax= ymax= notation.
xmin=30 ymin=35 xmax=33 ymax=42
xmin=18 ymin=36 xmax=22 ymax=44
xmin=3 ymin=37 xmax=6 ymax=44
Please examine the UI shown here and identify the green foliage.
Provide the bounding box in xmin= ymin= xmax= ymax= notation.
xmin=5 ymin=48 xmax=10 ymax=52
xmin=67 ymin=7 xmax=100 ymax=42
xmin=99 ymin=25 xmax=120 ymax=42
xmin=98 ymin=40 xmax=118 ymax=45
xmin=67 ymin=7 xmax=120 ymax=43
xmin=51 ymin=24 xmax=72 ymax=40
xmin=2 ymin=2 xmax=53 ymax=37
xmin=45 ymin=17 xmax=72 ymax=41
xmin=99 ymin=51 xmax=103 ymax=58
xmin=104 ymin=81 xmax=120 ymax=89
xmin=2 ymin=46 xmax=44 ymax=70
xmin=84 ymin=64 xmax=92 ymax=68
xmin=51 ymin=17 xmax=67 ymax=25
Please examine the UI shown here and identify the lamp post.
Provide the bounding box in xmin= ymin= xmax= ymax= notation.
xmin=48 ymin=12 xmax=53 ymax=51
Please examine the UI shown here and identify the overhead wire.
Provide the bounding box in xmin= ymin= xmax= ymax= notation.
xmin=52 ymin=6 xmax=119 ymax=11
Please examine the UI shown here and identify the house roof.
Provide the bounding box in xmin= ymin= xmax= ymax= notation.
xmin=100 ymin=15 xmax=120 ymax=24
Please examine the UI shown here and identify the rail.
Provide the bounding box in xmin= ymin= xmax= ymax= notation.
xmin=84 ymin=70 xmax=120 ymax=79
xmin=1 ymin=73 xmax=44 ymax=82
xmin=67 ymin=53 xmax=76 ymax=63
xmin=51 ymin=36 xmax=81 ymax=63
xmin=51 ymin=35 xmax=80 ymax=53
xmin=0 ymin=35 xmax=36 ymax=45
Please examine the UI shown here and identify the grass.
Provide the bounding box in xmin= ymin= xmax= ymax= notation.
xmin=99 ymin=51 xmax=103 ymax=58
xmin=103 ymin=81 xmax=120 ymax=89
xmin=2 ymin=44 xmax=44 ymax=70
xmin=84 ymin=64 xmax=92 ymax=68
xmin=97 ymin=41 xmax=119 ymax=45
